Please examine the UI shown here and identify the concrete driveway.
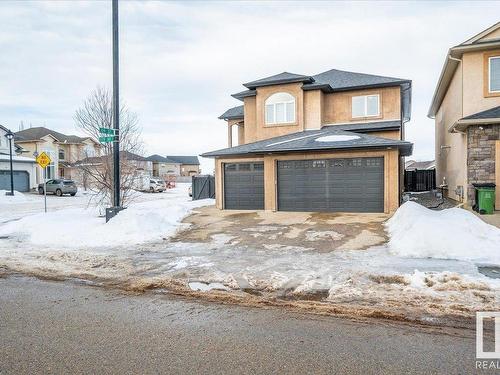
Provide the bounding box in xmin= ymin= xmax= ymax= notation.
xmin=173 ymin=206 xmax=389 ymax=252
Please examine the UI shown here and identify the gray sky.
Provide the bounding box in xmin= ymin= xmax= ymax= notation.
xmin=1 ymin=1 xmax=499 ymax=173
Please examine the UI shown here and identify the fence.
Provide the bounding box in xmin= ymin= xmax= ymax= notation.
xmin=192 ymin=175 xmax=215 ymax=200
xmin=404 ymin=169 xmax=436 ymax=192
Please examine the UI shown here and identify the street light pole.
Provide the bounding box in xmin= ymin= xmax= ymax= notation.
xmin=5 ymin=130 xmax=14 ymax=196
xmin=112 ymin=0 xmax=120 ymax=208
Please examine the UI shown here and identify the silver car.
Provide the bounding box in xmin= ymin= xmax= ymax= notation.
xmin=38 ymin=179 xmax=78 ymax=196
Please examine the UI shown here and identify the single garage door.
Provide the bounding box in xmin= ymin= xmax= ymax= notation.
xmin=224 ymin=162 xmax=264 ymax=210
xmin=0 ymin=170 xmax=30 ymax=192
xmin=277 ymin=157 xmax=384 ymax=212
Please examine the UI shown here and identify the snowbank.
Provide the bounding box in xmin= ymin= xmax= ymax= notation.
xmin=0 ymin=190 xmax=33 ymax=204
xmin=0 ymin=189 xmax=213 ymax=248
xmin=386 ymin=202 xmax=500 ymax=264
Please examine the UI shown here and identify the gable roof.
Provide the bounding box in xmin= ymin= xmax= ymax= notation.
xmin=14 ymin=126 xmax=89 ymax=144
xmin=428 ymin=22 xmax=500 ymax=117
xmin=219 ymin=105 xmax=244 ymax=120
xmin=202 ymin=127 xmax=412 ymax=158
xmin=145 ymin=154 xmax=179 ymax=163
xmin=166 ymin=155 xmax=200 ymax=165
xmin=74 ymin=151 xmax=146 ymax=166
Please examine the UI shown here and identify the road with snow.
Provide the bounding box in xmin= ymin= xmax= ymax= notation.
xmin=0 ymin=277 xmax=486 ymax=375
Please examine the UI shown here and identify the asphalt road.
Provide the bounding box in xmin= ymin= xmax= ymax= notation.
xmin=0 ymin=277 xmax=489 ymax=375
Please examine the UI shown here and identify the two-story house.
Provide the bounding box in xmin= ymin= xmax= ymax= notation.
xmin=0 ymin=124 xmax=37 ymax=191
xmin=203 ymin=68 xmax=413 ymax=213
xmin=14 ymin=127 xmax=101 ymax=184
xmin=429 ymin=22 xmax=500 ymax=210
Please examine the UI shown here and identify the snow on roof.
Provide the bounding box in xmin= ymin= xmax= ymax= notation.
xmin=316 ymin=135 xmax=360 ymax=143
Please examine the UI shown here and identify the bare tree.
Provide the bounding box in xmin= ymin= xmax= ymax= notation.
xmin=74 ymin=86 xmax=145 ymax=209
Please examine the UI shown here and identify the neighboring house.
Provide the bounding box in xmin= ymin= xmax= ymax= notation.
xmin=165 ymin=156 xmax=201 ymax=176
xmin=0 ymin=124 xmax=37 ymax=191
xmin=405 ymin=160 xmax=436 ymax=171
xmin=73 ymin=151 xmax=152 ymax=188
xmin=14 ymin=126 xmax=101 ymax=184
xmin=429 ymin=22 xmax=500 ymax=209
xmin=145 ymin=155 xmax=181 ymax=178
xmin=202 ymin=68 xmax=413 ymax=213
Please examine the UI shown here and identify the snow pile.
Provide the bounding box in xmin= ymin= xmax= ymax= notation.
xmin=316 ymin=135 xmax=359 ymax=142
xmin=386 ymin=202 xmax=500 ymax=264
xmin=0 ymin=190 xmax=213 ymax=248
xmin=0 ymin=190 xmax=33 ymax=204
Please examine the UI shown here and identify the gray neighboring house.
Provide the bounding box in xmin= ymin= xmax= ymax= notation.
xmin=165 ymin=156 xmax=201 ymax=176
xmin=0 ymin=124 xmax=37 ymax=192
xmin=145 ymin=155 xmax=181 ymax=178
xmin=405 ymin=160 xmax=436 ymax=171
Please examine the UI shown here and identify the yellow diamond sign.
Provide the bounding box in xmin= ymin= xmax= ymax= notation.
xmin=36 ymin=152 xmax=52 ymax=169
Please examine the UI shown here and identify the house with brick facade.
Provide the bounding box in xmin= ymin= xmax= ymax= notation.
xmin=428 ymin=22 xmax=500 ymax=209
xmin=203 ymin=68 xmax=413 ymax=213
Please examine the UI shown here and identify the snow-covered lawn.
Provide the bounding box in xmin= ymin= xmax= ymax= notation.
xmin=0 ymin=184 xmax=213 ymax=246
xmin=1 ymin=189 xmax=499 ymax=322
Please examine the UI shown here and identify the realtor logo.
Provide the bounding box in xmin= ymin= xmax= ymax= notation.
xmin=477 ymin=312 xmax=500 ymax=359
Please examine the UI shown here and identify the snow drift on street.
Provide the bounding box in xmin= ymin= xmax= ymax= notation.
xmin=0 ymin=187 xmax=213 ymax=248
xmin=386 ymin=202 xmax=500 ymax=264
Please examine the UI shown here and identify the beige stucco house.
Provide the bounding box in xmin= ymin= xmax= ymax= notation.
xmin=14 ymin=127 xmax=101 ymax=184
xmin=146 ymin=155 xmax=200 ymax=178
xmin=428 ymin=22 xmax=500 ymax=209
xmin=203 ymin=68 xmax=413 ymax=213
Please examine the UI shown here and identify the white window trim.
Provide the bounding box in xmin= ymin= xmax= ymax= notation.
xmin=489 ymin=56 xmax=500 ymax=93
xmin=351 ymin=94 xmax=380 ymax=118
xmin=265 ymin=94 xmax=296 ymax=125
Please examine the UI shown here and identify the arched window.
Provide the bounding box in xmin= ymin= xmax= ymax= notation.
xmin=265 ymin=92 xmax=295 ymax=125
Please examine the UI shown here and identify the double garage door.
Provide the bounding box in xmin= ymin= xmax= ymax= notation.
xmin=223 ymin=157 xmax=384 ymax=212
xmin=0 ymin=170 xmax=30 ymax=192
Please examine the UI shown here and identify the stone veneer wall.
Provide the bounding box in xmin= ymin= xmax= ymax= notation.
xmin=467 ymin=124 xmax=500 ymax=203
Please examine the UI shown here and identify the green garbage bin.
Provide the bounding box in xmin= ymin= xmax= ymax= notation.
xmin=477 ymin=187 xmax=495 ymax=215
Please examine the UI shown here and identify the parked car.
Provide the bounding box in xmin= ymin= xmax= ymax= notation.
xmin=38 ymin=179 xmax=77 ymax=196
xmin=149 ymin=178 xmax=166 ymax=193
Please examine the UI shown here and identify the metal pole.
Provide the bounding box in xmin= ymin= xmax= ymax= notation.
xmin=112 ymin=0 xmax=120 ymax=208
xmin=44 ymin=167 xmax=47 ymax=213
xmin=8 ymin=137 xmax=14 ymax=196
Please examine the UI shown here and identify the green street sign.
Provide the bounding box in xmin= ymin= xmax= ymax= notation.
xmin=99 ymin=136 xmax=115 ymax=143
xmin=99 ymin=127 xmax=115 ymax=135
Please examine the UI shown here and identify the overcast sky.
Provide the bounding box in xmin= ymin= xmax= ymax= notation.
xmin=1 ymin=1 xmax=499 ymax=173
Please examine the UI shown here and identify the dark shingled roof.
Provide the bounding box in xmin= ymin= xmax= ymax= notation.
xmin=166 ymin=155 xmax=200 ymax=165
xmin=303 ymin=68 xmax=409 ymax=92
xmin=462 ymin=105 xmax=500 ymax=120
xmin=231 ymin=68 xmax=410 ymax=101
xmin=73 ymin=151 xmax=146 ymax=166
xmin=145 ymin=154 xmax=179 ymax=163
xmin=14 ymin=126 xmax=89 ymax=143
xmin=202 ymin=127 xmax=412 ymax=158
xmin=219 ymin=105 xmax=244 ymax=120
xmin=243 ymin=72 xmax=314 ymax=89
xmin=331 ymin=120 xmax=401 ymax=133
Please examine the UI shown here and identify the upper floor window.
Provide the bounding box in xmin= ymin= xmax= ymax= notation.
xmin=352 ymin=94 xmax=380 ymax=118
xmin=265 ymin=92 xmax=295 ymax=125
xmin=58 ymin=148 xmax=65 ymax=160
xmin=84 ymin=145 xmax=95 ymax=157
xmin=489 ymin=56 xmax=500 ymax=93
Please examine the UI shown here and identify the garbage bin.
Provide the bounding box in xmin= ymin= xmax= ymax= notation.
xmin=473 ymin=183 xmax=496 ymax=215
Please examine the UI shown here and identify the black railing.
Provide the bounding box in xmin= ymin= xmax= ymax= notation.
xmin=404 ymin=169 xmax=436 ymax=192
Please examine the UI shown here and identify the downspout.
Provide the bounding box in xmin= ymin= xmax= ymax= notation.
xmin=447 ymin=54 xmax=465 ymax=203
xmin=399 ymin=82 xmax=412 ymax=205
